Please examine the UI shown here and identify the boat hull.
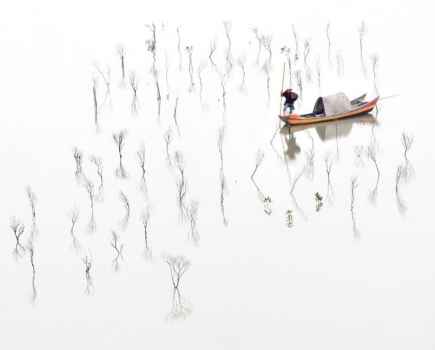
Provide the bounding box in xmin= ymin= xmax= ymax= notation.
xmin=279 ymin=97 xmax=379 ymax=126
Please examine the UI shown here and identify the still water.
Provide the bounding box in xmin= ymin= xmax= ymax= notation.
xmin=1 ymin=9 xmax=434 ymax=350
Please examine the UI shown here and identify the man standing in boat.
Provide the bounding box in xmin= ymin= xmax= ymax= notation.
xmin=281 ymin=88 xmax=298 ymax=114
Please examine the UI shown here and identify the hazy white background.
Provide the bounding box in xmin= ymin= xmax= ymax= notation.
xmin=1 ymin=0 xmax=435 ymax=349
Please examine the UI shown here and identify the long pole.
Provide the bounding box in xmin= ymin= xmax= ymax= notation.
xmin=279 ymin=62 xmax=286 ymax=115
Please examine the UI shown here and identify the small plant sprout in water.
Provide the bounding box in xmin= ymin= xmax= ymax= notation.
xmin=217 ymin=126 xmax=228 ymax=226
xmin=252 ymin=27 xmax=263 ymax=66
xmin=82 ymin=254 xmax=93 ymax=295
xmin=163 ymin=128 xmax=173 ymax=165
xmin=350 ymin=177 xmax=359 ymax=239
xmin=129 ymin=71 xmax=139 ymax=115
xmin=185 ymin=45 xmax=194 ymax=92
xmin=174 ymin=151 xmax=188 ymax=220
xmin=250 ymin=150 xmax=272 ymax=215
xmin=10 ymin=217 xmax=25 ymax=258
xmin=73 ymin=147 xmax=84 ymax=180
xmin=395 ymin=164 xmax=408 ymax=215
xmin=137 ymin=145 xmax=148 ymax=195
xmin=26 ymin=240 xmax=37 ymax=303
xmin=90 ymin=155 xmax=104 ymax=201
xmin=237 ymin=55 xmax=247 ymax=92
xmin=141 ymin=209 xmax=152 ymax=260
xmin=366 ymin=138 xmax=380 ymax=205
xmin=280 ymin=46 xmax=292 ymax=87
xmin=223 ymin=21 xmax=233 ymax=75
xmin=83 ymin=177 xmax=96 ymax=233
xmin=197 ymin=61 xmax=206 ymax=104
xmin=119 ymin=191 xmax=130 ymax=231
xmin=94 ymin=63 xmax=111 ymax=107
xmin=92 ymin=77 xmax=99 ymax=130
xmin=401 ymin=132 xmax=414 ymax=163
xmin=324 ymin=153 xmax=334 ymax=203
xmin=370 ymin=53 xmax=379 ymax=96
xmin=187 ymin=200 xmax=199 ymax=245
xmin=69 ymin=207 xmax=81 ymax=253
xmin=209 ymin=39 xmax=217 ymax=69
xmin=286 ymin=210 xmax=294 ymax=228
xmin=26 ymin=186 xmax=38 ymax=238
xmin=113 ymin=130 xmax=128 ymax=178
xmin=173 ymin=97 xmax=180 ymax=135
xmin=110 ymin=230 xmax=124 ymax=272
xmin=303 ymin=39 xmax=312 ymax=82
xmin=164 ymin=254 xmax=192 ymax=320
xmin=315 ymin=192 xmax=323 ymax=212
xmin=117 ymin=45 xmax=126 ymax=85
xmin=176 ymin=26 xmax=183 ymax=71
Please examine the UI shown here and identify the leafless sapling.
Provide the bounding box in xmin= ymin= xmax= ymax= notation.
xmin=370 ymin=53 xmax=379 ymax=96
xmin=27 ymin=240 xmax=37 ymax=303
xmin=83 ymin=177 xmax=96 ymax=233
xmin=262 ymin=62 xmax=271 ymax=104
xmin=250 ymin=150 xmax=272 ymax=215
xmin=198 ymin=62 xmax=206 ymax=104
xmin=90 ymin=155 xmax=104 ymax=201
xmin=395 ymin=164 xmax=407 ymax=214
xmin=119 ymin=191 xmax=130 ymax=231
xmin=324 ymin=153 xmax=334 ymax=202
xmin=237 ymin=56 xmax=247 ymax=92
xmin=129 ymin=71 xmax=139 ymax=115
xmin=117 ymin=45 xmax=126 ymax=84
xmin=163 ymin=129 xmax=173 ymax=165
xmin=223 ymin=21 xmax=233 ymax=75
xmin=137 ymin=145 xmax=148 ymax=194
xmin=185 ymin=45 xmax=194 ymax=92
xmin=82 ymin=254 xmax=93 ymax=295
xmin=292 ymin=24 xmax=299 ymax=62
xmin=164 ymin=51 xmax=170 ymax=100
xmin=113 ymin=130 xmax=127 ymax=178
xmin=280 ymin=46 xmax=292 ymax=87
xmin=73 ymin=147 xmax=84 ymax=180
xmin=69 ymin=207 xmax=81 ymax=252
xmin=92 ymin=78 xmax=99 ymax=129
xmin=146 ymin=23 xmax=157 ymax=72
xmin=26 ymin=186 xmax=38 ymax=239
xmin=110 ymin=230 xmax=124 ymax=271
xmin=94 ymin=64 xmax=111 ymax=106
xmin=401 ymin=132 xmax=414 ymax=163
xmin=187 ymin=200 xmax=199 ymax=245
xmin=209 ymin=39 xmax=217 ymax=69
xmin=303 ymin=39 xmax=312 ymax=82
xmin=177 ymin=26 xmax=183 ymax=71
xmin=290 ymin=149 xmax=313 ymax=194
xmin=358 ymin=21 xmax=367 ymax=75
xmin=174 ymin=151 xmax=188 ymax=220
xmin=219 ymin=73 xmax=228 ymax=113
xmin=366 ymin=139 xmax=380 ymax=204
xmin=217 ymin=127 xmax=228 ymax=226
xmin=295 ymin=70 xmax=303 ymax=101
xmin=173 ymin=97 xmax=180 ymax=135
xmin=252 ymin=27 xmax=262 ymax=66
xmin=350 ymin=177 xmax=359 ymax=238
xmin=165 ymin=254 xmax=192 ymax=320
xmin=261 ymin=35 xmax=272 ymax=68
xmin=141 ymin=210 xmax=152 ymax=259
xmin=10 ymin=217 xmax=25 ymax=258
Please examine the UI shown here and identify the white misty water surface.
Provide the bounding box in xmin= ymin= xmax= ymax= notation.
xmin=1 ymin=2 xmax=435 ymax=349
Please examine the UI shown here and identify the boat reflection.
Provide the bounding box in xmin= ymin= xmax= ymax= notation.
xmin=280 ymin=114 xmax=377 ymax=160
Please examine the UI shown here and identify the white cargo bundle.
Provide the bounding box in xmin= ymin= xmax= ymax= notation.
xmin=322 ymin=92 xmax=352 ymax=116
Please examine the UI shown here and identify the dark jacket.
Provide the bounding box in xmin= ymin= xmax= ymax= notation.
xmin=281 ymin=89 xmax=298 ymax=105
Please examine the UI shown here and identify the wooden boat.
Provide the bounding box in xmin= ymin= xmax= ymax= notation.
xmin=279 ymin=96 xmax=379 ymax=126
